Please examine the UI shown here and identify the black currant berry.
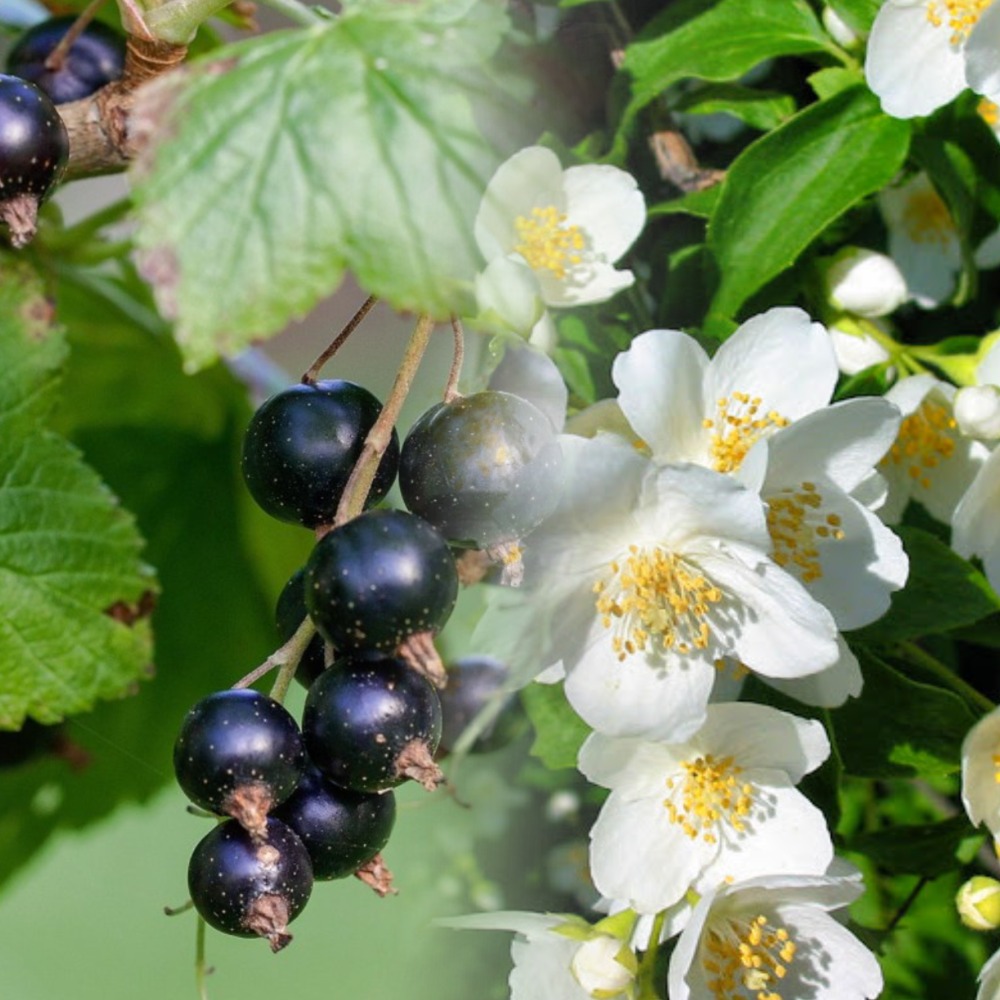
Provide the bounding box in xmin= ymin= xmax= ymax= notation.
xmin=173 ymin=689 xmax=306 ymax=838
xmin=276 ymin=568 xmax=329 ymax=688
xmin=241 ymin=379 xmax=400 ymax=528
xmin=438 ymin=656 xmax=525 ymax=756
xmin=302 ymin=656 xmax=443 ymax=793
xmin=188 ymin=817 xmax=313 ymax=952
xmin=273 ymin=764 xmax=396 ymax=880
xmin=305 ymin=508 xmax=458 ymax=663
xmin=399 ymin=390 xmax=563 ymax=549
xmin=0 ymin=74 xmax=69 ymax=247
xmin=6 ymin=16 xmax=125 ymax=104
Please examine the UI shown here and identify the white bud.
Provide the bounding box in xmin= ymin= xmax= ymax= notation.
xmin=955 ymin=385 xmax=1000 ymax=439
xmin=570 ymin=936 xmax=633 ymax=997
xmin=822 ymin=5 xmax=859 ymax=47
xmin=824 ymin=247 xmax=908 ymax=317
xmin=957 ymin=876 xmax=1000 ymax=930
xmin=828 ymin=324 xmax=892 ymax=376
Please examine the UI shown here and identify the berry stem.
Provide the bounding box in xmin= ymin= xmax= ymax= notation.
xmin=232 ymin=615 xmax=316 ymax=693
xmin=44 ymin=0 xmax=108 ymax=72
xmin=329 ymin=313 xmax=437 ymax=529
xmin=443 ymin=315 xmax=465 ymax=403
xmin=301 ymin=294 xmax=378 ymax=384
xmin=195 ymin=914 xmax=211 ymax=1000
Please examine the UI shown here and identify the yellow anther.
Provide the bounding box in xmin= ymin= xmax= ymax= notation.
xmin=900 ymin=180 xmax=957 ymax=246
xmin=883 ymin=398 xmax=958 ymax=490
xmin=512 ymin=205 xmax=586 ymax=280
xmin=766 ymin=482 xmax=844 ymax=584
xmin=925 ymin=0 xmax=992 ymax=43
xmin=706 ymin=394 xmax=790 ymax=473
xmin=702 ymin=913 xmax=797 ymax=1000
xmin=664 ymin=754 xmax=754 ymax=842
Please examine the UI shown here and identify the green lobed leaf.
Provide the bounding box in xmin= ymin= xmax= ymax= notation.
xmin=130 ymin=0 xmax=510 ymax=371
xmin=0 ymin=259 xmax=156 ymax=729
xmin=707 ymin=86 xmax=910 ymax=320
xmin=851 ymin=527 xmax=1000 ymax=646
xmin=521 ymin=681 xmax=590 ymax=770
xmin=831 ymin=650 xmax=976 ymax=778
xmin=615 ymin=0 xmax=834 ymax=151
xmin=0 ymin=262 xmax=311 ymax=888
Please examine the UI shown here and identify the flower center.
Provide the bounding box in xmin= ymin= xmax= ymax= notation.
xmin=979 ymin=97 xmax=1000 ymax=128
xmin=593 ymin=546 xmax=724 ymax=661
xmin=765 ymin=482 xmax=845 ymax=584
xmin=702 ymin=914 xmax=798 ymax=1000
xmin=882 ymin=398 xmax=958 ymax=489
xmin=925 ymin=0 xmax=992 ymax=45
xmin=665 ymin=754 xmax=754 ymax=843
xmin=703 ymin=394 xmax=790 ymax=473
xmin=512 ymin=205 xmax=586 ymax=280
xmin=900 ymin=184 xmax=956 ymax=246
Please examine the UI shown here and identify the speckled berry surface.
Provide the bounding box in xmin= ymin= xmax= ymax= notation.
xmin=276 ymin=567 xmax=329 ymax=688
xmin=173 ymin=688 xmax=306 ymax=818
xmin=399 ymin=390 xmax=563 ymax=547
xmin=241 ymin=379 xmax=399 ymax=527
xmin=304 ymin=508 xmax=458 ymax=654
xmin=187 ymin=817 xmax=313 ymax=942
xmin=274 ymin=764 xmax=396 ymax=879
xmin=6 ymin=16 xmax=125 ymax=104
xmin=302 ymin=656 xmax=441 ymax=793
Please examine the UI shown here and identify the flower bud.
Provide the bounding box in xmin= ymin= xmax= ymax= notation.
xmin=957 ymin=876 xmax=1000 ymax=931
xmin=822 ymin=5 xmax=859 ymax=47
xmin=828 ymin=320 xmax=892 ymax=376
xmin=823 ymin=247 xmax=908 ymax=317
xmin=570 ymin=935 xmax=634 ymax=996
xmin=954 ymin=385 xmax=1000 ymax=440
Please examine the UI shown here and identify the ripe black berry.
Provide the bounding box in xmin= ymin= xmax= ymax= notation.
xmin=188 ymin=817 xmax=313 ymax=952
xmin=438 ymin=656 xmax=525 ymax=755
xmin=305 ymin=509 xmax=458 ymax=661
xmin=273 ymin=765 xmax=396 ymax=880
xmin=0 ymin=74 xmax=69 ymax=247
xmin=399 ymin=390 xmax=563 ymax=549
xmin=276 ymin=568 xmax=329 ymax=688
xmin=6 ymin=16 xmax=125 ymax=104
xmin=241 ymin=379 xmax=400 ymax=528
xmin=302 ymin=656 xmax=443 ymax=793
xmin=173 ymin=689 xmax=306 ymax=838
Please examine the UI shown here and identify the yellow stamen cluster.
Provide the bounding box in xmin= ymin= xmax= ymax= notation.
xmin=593 ymin=546 xmax=724 ymax=662
xmin=979 ymin=97 xmax=1000 ymax=128
xmin=925 ymin=0 xmax=992 ymax=45
xmin=703 ymin=914 xmax=797 ymax=1000
xmin=512 ymin=205 xmax=585 ymax=280
xmin=665 ymin=754 xmax=754 ymax=843
xmin=992 ymin=750 xmax=1000 ymax=784
xmin=883 ymin=399 xmax=958 ymax=489
xmin=766 ymin=482 xmax=844 ymax=584
xmin=900 ymin=184 xmax=956 ymax=246
xmin=703 ymin=394 xmax=790 ymax=474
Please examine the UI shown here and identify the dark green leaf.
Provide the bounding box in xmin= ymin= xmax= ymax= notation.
xmin=852 ymin=527 xmax=1000 ymax=645
xmin=674 ymin=83 xmax=796 ymax=131
xmin=845 ymin=815 xmax=976 ymax=876
xmin=521 ymin=682 xmax=590 ymax=770
xmin=131 ymin=0 xmax=509 ymax=371
xmin=707 ymin=86 xmax=910 ymax=319
xmin=648 ymin=185 xmax=720 ymax=220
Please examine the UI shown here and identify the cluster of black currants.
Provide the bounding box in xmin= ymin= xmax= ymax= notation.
xmin=172 ymin=372 xmax=557 ymax=950
xmin=0 ymin=15 xmax=124 ymax=245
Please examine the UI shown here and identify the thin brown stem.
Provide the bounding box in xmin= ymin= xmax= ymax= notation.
xmin=231 ymin=616 xmax=316 ymax=693
xmin=328 ymin=314 xmax=437 ymax=531
xmin=45 ymin=0 xmax=108 ymax=72
xmin=443 ymin=315 xmax=465 ymax=403
xmin=302 ymin=294 xmax=378 ymax=384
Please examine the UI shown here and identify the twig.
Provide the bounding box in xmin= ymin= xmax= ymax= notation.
xmin=231 ymin=616 xmax=316 ymax=692
xmin=302 ymin=294 xmax=378 ymax=384
xmin=443 ymin=315 xmax=465 ymax=403
xmin=44 ymin=0 xmax=108 ymax=72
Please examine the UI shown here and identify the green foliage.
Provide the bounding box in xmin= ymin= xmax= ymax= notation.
xmin=707 ymin=86 xmax=910 ymax=320
xmin=672 ymin=83 xmax=796 ymax=132
xmin=520 ymin=681 xmax=590 ymax=770
xmin=130 ymin=0 xmax=510 ymax=371
xmin=0 ymin=259 xmax=155 ymax=730
xmin=845 ymin=814 xmax=976 ymax=877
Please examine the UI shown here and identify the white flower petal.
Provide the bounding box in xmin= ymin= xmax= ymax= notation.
xmin=535 ymin=259 xmax=635 ymax=308
xmin=825 ymin=247 xmax=908 ymax=317
xmin=966 ymin=2 xmax=1000 ymax=99
xmin=978 ymin=946 xmax=1000 ymax=1000
xmin=475 ymin=256 xmax=544 ymax=335
xmin=762 ymin=635 xmax=864 ymax=707
xmin=510 ymin=933 xmax=591 ymax=1000
xmin=578 ymin=733 xmax=682 ymax=795
xmin=488 ymin=341 xmax=568 ymax=432
xmin=953 ymin=445 xmax=1000 ymax=594
xmin=962 ymin=706 xmax=1000 ymax=835
xmin=563 ymin=163 xmax=646 ymax=262
xmin=865 ymin=1 xmax=968 ymax=118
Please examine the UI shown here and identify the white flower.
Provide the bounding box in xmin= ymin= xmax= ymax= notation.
xmin=578 ymin=703 xmax=834 ymax=914
xmin=955 ymin=385 xmax=1000 ymax=438
xmin=865 ymin=0 xmax=1000 ymax=118
xmin=474 ymin=146 xmax=645 ymax=311
xmin=667 ymin=872 xmax=883 ymax=1000
xmin=960 ymin=706 xmax=1000 ymax=837
xmin=528 ymin=434 xmax=840 ymax=740
xmin=979 ymin=946 xmax=1000 ymax=1000
xmin=879 ymin=374 xmax=990 ymax=523
xmin=953 ymin=445 xmax=1000 ymax=596
xmin=828 ymin=320 xmax=894 ymax=376
xmin=879 ymin=172 xmax=962 ymax=308
xmin=438 ymin=911 xmax=637 ymax=1000
xmin=611 ymin=307 xmax=838 ymax=482
xmin=823 ymin=247 xmax=909 ymax=317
